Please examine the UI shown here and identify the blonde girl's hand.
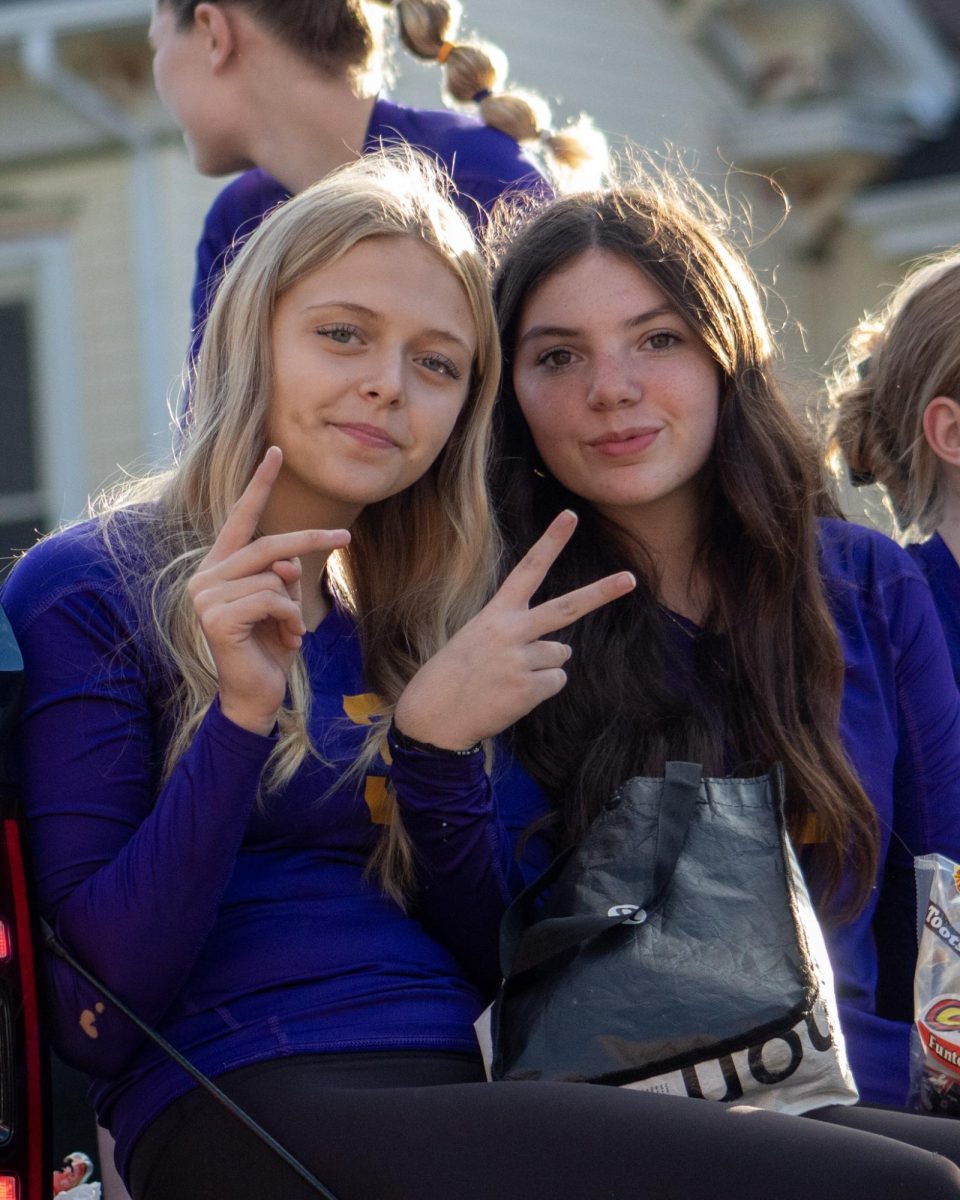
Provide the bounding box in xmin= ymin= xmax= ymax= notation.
xmin=393 ymin=511 xmax=636 ymax=750
xmin=187 ymin=447 xmax=351 ymax=736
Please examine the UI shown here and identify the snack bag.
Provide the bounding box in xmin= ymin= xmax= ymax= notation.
xmin=911 ymin=853 xmax=960 ymax=1115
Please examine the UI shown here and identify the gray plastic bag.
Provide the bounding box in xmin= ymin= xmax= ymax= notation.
xmin=488 ymin=762 xmax=857 ymax=1113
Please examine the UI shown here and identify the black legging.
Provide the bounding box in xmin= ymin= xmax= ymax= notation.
xmin=129 ymin=1053 xmax=960 ymax=1200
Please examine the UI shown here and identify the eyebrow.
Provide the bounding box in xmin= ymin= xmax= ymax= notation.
xmin=302 ymin=302 xmax=473 ymax=355
xmin=517 ymin=306 xmax=680 ymax=348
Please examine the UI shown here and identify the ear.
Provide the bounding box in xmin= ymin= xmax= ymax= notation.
xmin=922 ymin=395 xmax=960 ymax=467
xmin=192 ymin=2 xmax=237 ymax=72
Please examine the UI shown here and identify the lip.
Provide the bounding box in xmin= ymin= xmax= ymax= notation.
xmin=587 ymin=427 xmax=661 ymax=457
xmin=331 ymin=422 xmax=399 ymax=450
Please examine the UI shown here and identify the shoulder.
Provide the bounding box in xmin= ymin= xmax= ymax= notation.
xmin=369 ymin=98 xmax=547 ymax=201
xmin=2 ymin=513 xmax=148 ymax=637
xmin=907 ymin=533 xmax=959 ymax=584
xmin=818 ymin=519 xmax=945 ymax=673
xmin=200 ymin=170 xmax=291 ymax=245
xmin=817 ymin=517 xmax=926 ymax=598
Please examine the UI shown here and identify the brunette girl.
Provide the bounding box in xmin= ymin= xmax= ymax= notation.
xmin=490 ymin=179 xmax=960 ymax=1138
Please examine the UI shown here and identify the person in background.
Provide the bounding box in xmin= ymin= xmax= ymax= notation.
xmin=147 ymin=0 xmax=605 ymax=358
xmin=488 ymin=177 xmax=960 ymax=1133
xmin=830 ymin=248 xmax=960 ymax=684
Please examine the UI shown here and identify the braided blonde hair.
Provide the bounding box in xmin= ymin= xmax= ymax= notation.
xmin=378 ymin=0 xmax=607 ymax=188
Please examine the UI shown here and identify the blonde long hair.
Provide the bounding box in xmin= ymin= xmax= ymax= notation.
xmin=829 ymin=249 xmax=960 ymax=539
xmin=104 ymin=152 xmax=501 ymax=898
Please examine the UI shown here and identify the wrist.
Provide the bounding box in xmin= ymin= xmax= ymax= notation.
xmin=217 ymin=694 xmax=279 ymax=738
xmin=389 ymin=719 xmax=482 ymax=758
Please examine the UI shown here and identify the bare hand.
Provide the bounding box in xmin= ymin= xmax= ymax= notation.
xmin=393 ymin=511 xmax=635 ymax=749
xmin=187 ymin=447 xmax=350 ymax=735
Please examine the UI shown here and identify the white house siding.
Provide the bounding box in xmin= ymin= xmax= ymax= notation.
xmin=0 ymin=142 xmax=222 ymax=521
xmin=0 ymin=0 xmax=956 ymax=535
xmin=391 ymin=0 xmax=738 ymax=169
xmin=1 ymin=154 xmax=141 ymax=518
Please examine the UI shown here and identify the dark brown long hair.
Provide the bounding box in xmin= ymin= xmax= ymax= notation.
xmin=490 ymin=181 xmax=878 ymax=919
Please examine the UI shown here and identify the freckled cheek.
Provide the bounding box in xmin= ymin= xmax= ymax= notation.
xmin=537 ymin=407 xmax=582 ymax=467
xmin=517 ymin=387 xmax=566 ymax=446
xmin=521 ymin=413 xmax=556 ymax=467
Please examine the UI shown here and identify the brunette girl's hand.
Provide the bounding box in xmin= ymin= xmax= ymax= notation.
xmin=188 ymin=447 xmax=350 ymax=735
xmin=393 ymin=511 xmax=635 ymax=750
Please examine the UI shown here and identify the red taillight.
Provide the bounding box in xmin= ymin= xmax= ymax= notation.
xmin=0 ymin=922 xmax=10 ymax=962
xmin=2 ymin=820 xmax=44 ymax=1200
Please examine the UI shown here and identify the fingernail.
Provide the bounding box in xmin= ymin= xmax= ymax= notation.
xmin=565 ymin=644 xmax=574 ymax=661
xmin=617 ymin=572 xmax=636 ymax=588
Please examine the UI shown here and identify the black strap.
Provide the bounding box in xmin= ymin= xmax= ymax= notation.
xmin=499 ymin=844 xmax=578 ymax=977
xmin=503 ymin=762 xmax=703 ymax=979
xmin=40 ymin=919 xmax=341 ymax=1200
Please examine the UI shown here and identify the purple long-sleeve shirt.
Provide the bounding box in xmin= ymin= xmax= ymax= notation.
xmin=1 ymin=514 xmax=549 ymax=1182
xmin=5 ymin=509 xmax=956 ymax=1182
xmin=190 ymin=96 xmax=548 ymax=355
xmin=802 ymin=520 xmax=960 ymax=1104
xmin=908 ymin=533 xmax=960 ymax=686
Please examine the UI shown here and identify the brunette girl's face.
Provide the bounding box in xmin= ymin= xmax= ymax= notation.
xmin=262 ymin=235 xmax=477 ymax=532
xmin=512 ymin=248 xmax=720 ymax=539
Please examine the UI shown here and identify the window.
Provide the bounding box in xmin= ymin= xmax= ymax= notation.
xmin=0 ymin=291 xmax=47 ymax=567
xmin=0 ymin=239 xmax=86 ymax=575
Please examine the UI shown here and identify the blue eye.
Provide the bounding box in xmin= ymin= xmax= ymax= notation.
xmin=317 ymin=324 xmax=361 ymax=344
xmin=420 ymin=354 xmax=462 ymax=380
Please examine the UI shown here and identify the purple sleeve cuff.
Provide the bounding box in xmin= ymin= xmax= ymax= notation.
xmin=387 ymin=732 xmax=490 ymax=818
xmin=207 ymin=695 xmax=280 ymax=758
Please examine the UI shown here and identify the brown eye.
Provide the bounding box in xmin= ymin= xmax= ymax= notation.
xmin=537 ymin=348 xmax=574 ymax=370
xmin=646 ymin=332 xmax=680 ymax=350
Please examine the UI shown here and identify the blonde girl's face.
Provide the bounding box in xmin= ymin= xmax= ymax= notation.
xmin=262 ymin=235 xmax=478 ymax=532
xmin=512 ymin=248 xmax=720 ymax=540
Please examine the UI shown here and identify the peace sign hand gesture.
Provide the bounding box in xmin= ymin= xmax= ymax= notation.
xmin=187 ymin=447 xmax=351 ymax=736
xmin=393 ymin=511 xmax=635 ymax=750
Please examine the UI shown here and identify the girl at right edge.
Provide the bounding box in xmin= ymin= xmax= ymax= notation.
xmin=830 ymin=248 xmax=960 ymax=685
